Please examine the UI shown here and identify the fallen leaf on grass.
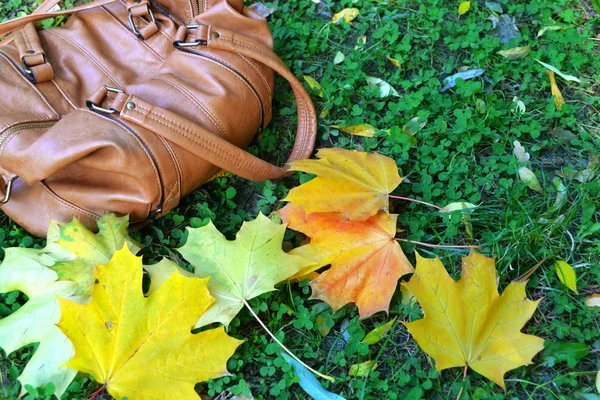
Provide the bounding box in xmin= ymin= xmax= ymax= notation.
xmin=349 ymin=361 xmax=378 ymax=377
xmin=304 ymin=76 xmax=324 ymax=98
xmin=58 ymin=247 xmax=242 ymax=400
xmin=513 ymin=140 xmax=530 ymax=163
xmin=555 ymin=260 xmax=578 ymax=294
xmin=333 ymin=123 xmax=376 ymax=137
xmin=537 ymin=25 xmax=564 ymax=38
xmin=458 ymin=1 xmax=471 ymax=15
xmin=334 ymin=51 xmax=345 ymax=64
xmin=442 ymin=201 xmax=478 ymax=239
xmin=366 ymin=76 xmax=400 ymax=98
xmin=585 ymin=294 xmax=600 ymax=309
xmin=362 ymin=318 xmax=397 ymax=345
xmin=535 ymin=59 xmax=581 ymax=82
xmin=0 ymin=215 xmax=137 ymax=398
xmin=519 ymin=167 xmax=544 ymax=193
xmin=50 ymin=214 xmax=141 ymax=297
xmin=331 ymin=8 xmax=359 ymax=24
xmin=497 ymin=45 xmax=531 ymax=60
xmin=278 ymin=204 xmax=414 ymax=318
xmin=281 ymin=353 xmax=345 ymax=400
xmin=149 ymin=214 xmax=311 ymax=329
xmin=547 ymin=70 xmax=565 ymax=110
xmin=283 ymin=148 xmax=404 ymax=221
xmin=403 ymin=251 xmax=544 ymax=388
xmin=387 ymin=57 xmax=401 ymax=68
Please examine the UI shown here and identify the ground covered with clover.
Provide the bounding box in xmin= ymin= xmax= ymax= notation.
xmin=1 ymin=0 xmax=599 ymax=399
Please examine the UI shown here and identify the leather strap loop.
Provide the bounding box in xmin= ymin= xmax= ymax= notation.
xmin=13 ymin=23 xmax=54 ymax=83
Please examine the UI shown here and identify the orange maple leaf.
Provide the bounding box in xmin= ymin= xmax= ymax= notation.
xmin=278 ymin=204 xmax=414 ymax=318
xmin=283 ymin=148 xmax=403 ymax=221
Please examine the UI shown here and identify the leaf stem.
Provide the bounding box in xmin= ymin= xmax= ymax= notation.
xmin=455 ymin=365 xmax=468 ymax=400
xmin=395 ymin=238 xmax=480 ymax=250
xmin=243 ymin=299 xmax=335 ymax=382
xmin=389 ymin=195 xmax=448 ymax=212
xmin=89 ymin=384 xmax=105 ymax=400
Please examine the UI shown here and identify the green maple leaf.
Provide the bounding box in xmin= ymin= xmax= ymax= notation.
xmin=146 ymin=213 xmax=311 ymax=328
xmin=49 ymin=214 xmax=141 ymax=297
xmin=0 ymin=215 xmax=139 ymax=398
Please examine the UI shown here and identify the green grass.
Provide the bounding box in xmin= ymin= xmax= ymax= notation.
xmin=1 ymin=0 xmax=600 ymax=399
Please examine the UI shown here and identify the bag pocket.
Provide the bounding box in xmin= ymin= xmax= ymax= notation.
xmin=0 ymin=109 xmax=169 ymax=229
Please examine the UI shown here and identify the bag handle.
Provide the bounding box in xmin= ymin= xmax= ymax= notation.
xmin=205 ymin=26 xmax=317 ymax=169
xmin=0 ymin=0 xmax=119 ymax=38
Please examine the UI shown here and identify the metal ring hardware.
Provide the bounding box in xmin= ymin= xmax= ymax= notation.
xmin=128 ymin=7 xmax=156 ymax=40
xmin=173 ymin=24 xmax=207 ymax=48
xmin=86 ymin=86 xmax=124 ymax=114
xmin=1 ymin=176 xmax=18 ymax=204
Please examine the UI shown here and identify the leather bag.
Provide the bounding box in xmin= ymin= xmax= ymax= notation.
xmin=0 ymin=0 xmax=317 ymax=237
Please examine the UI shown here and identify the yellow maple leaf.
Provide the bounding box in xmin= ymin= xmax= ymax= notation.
xmin=283 ymin=148 xmax=403 ymax=221
xmin=403 ymin=251 xmax=544 ymax=389
xmin=278 ymin=204 xmax=414 ymax=318
xmin=58 ymin=246 xmax=242 ymax=400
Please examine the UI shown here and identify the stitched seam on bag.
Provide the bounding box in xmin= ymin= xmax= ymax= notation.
xmin=229 ymin=38 xmax=311 ymax=158
xmin=0 ymin=52 xmax=60 ymax=121
xmin=177 ymin=52 xmax=262 ymax=112
xmin=156 ymin=134 xmax=183 ymax=202
xmin=156 ymin=76 xmax=228 ymax=139
xmin=236 ymin=53 xmax=273 ymax=98
xmin=236 ymin=53 xmax=273 ymax=111
xmin=0 ymin=121 xmax=55 ymax=174
xmin=51 ymin=80 xmax=77 ymax=110
xmin=44 ymin=30 xmax=125 ymax=88
xmin=132 ymin=105 xmax=274 ymax=177
xmin=87 ymin=109 xmax=163 ymax=207
xmin=40 ymin=181 xmax=101 ymax=219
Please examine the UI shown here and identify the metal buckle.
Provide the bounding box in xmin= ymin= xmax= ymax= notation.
xmin=1 ymin=176 xmax=18 ymax=204
xmin=173 ymin=24 xmax=207 ymax=48
xmin=86 ymin=86 xmax=124 ymax=114
xmin=128 ymin=7 xmax=156 ymax=40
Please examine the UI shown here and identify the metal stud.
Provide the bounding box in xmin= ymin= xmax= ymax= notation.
xmin=211 ymin=31 xmax=220 ymax=39
xmin=126 ymin=102 xmax=136 ymax=110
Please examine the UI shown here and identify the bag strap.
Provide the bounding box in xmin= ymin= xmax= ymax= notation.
xmin=0 ymin=0 xmax=119 ymax=38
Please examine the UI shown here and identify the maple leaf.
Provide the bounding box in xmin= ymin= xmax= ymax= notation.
xmin=278 ymin=203 xmax=414 ymax=318
xmin=0 ymin=215 xmax=137 ymax=398
xmin=58 ymin=246 xmax=242 ymax=400
xmin=283 ymin=148 xmax=403 ymax=221
xmin=146 ymin=213 xmax=311 ymax=329
xmin=403 ymin=251 xmax=545 ymax=388
xmin=50 ymin=214 xmax=141 ymax=297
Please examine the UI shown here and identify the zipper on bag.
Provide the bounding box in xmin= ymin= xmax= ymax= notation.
xmin=0 ymin=122 xmax=57 ymax=148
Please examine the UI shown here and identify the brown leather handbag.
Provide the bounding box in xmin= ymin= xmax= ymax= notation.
xmin=0 ymin=0 xmax=317 ymax=237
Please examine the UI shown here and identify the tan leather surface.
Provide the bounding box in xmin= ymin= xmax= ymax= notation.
xmin=0 ymin=0 xmax=317 ymax=236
